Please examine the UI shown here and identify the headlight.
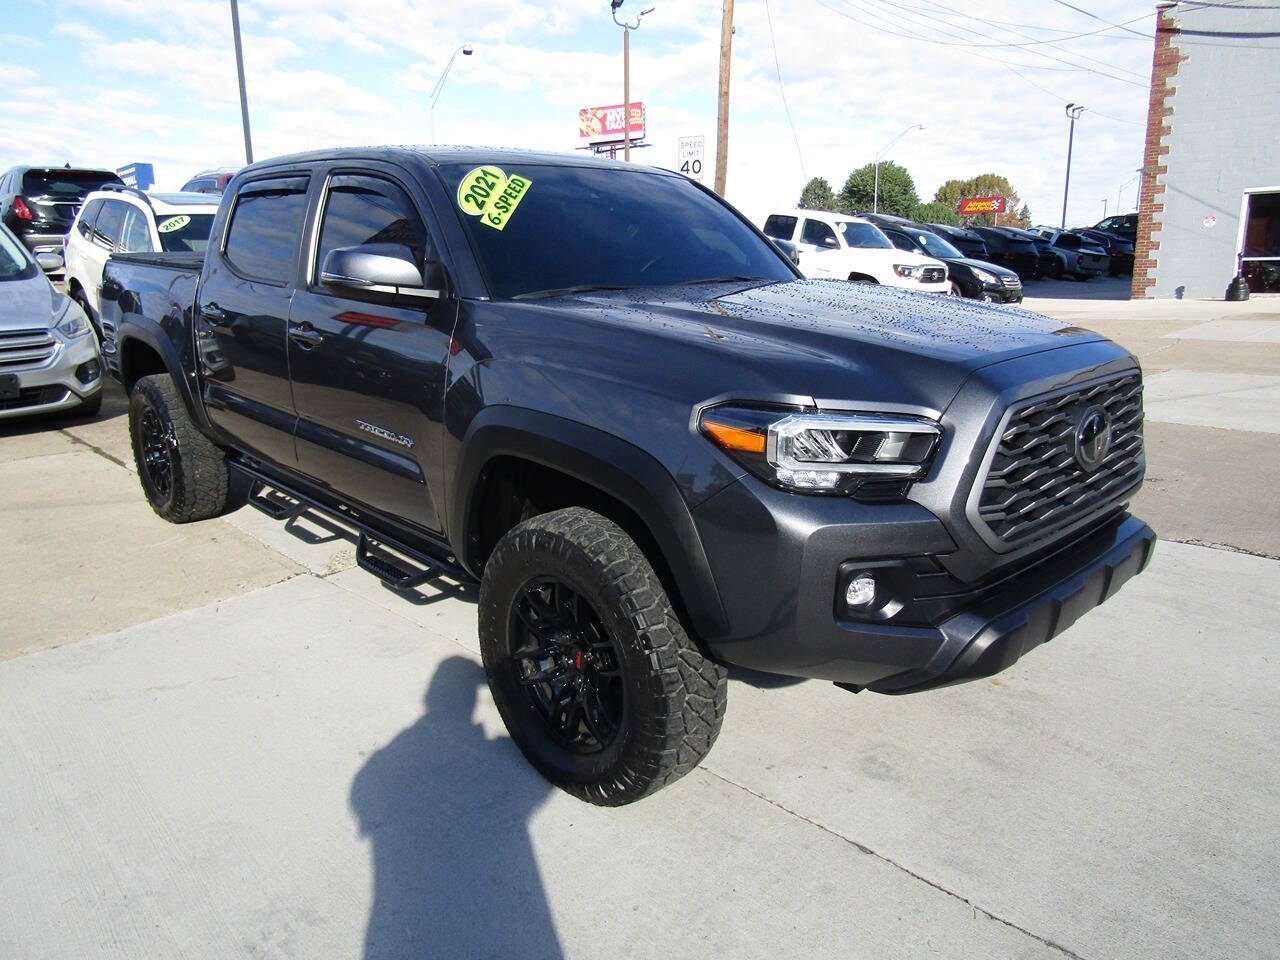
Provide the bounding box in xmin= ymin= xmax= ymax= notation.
xmin=55 ymin=302 xmax=91 ymax=339
xmin=892 ymin=264 xmax=922 ymax=278
xmin=699 ymin=404 xmax=941 ymax=495
xmin=973 ymin=268 xmax=998 ymax=284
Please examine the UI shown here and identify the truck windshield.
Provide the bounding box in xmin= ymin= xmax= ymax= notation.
xmin=838 ymin=222 xmax=892 ymax=249
xmin=437 ymin=163 xmax=795 ymax=299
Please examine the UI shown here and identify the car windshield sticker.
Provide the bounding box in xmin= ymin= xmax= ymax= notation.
xmin=456 ymin=166 xmax=532 ymax=232
xmin=156 ymin=215 xmax=191 ymax=234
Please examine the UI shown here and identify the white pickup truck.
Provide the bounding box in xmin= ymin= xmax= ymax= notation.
xmin=763 ymin=209 xmax=949 ymax=293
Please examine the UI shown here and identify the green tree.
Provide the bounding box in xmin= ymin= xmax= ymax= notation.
xmin=1018 ymin=203 xmax=1032 ymax=226
xmin=911 ymin=201 xmax=960 ymax=226
xmin=837 ymin=161 xmax=919 ymax=216
xmin=933 ymin=173 xmax=1027 ymax=227
xmin=798 ymin=176 xmax=835 ymax=211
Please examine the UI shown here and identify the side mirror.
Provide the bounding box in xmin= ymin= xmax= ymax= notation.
xmin=319 ymin=243 xmax=441 ymax=300
xmin=773 ymin=239 xmax=801 ymax=267
xmin=821 ymin=236 xmax=840 ymax=249
xmin=36 ymin=252 xmax=64 ymax=272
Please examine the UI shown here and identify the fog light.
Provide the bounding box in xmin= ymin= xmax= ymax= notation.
xmin=75 ymin=359 xmax=101 ymax=384
xmin=845 ymin=574 xmax=877 ymax=608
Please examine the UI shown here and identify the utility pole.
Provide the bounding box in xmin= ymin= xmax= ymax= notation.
xmin=229 ymin=0 xmax=253 ymax=164
xmin=611 ymin=2 xmax=654 ymax=162
xmin=714 ymin=0 xmax=734 ymax=196
xmin=1061 ymin=102 xmax=1085 ymax=228
xmin=1102 ymin=198 xmax=1108 ymax=219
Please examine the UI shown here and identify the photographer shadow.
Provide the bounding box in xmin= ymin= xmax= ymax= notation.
xmin=350 ymin=656 xmax=563 ymax=960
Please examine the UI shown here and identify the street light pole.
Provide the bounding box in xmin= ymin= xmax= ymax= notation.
xmin=429 ymin=43 xmax=474 ymax=143
xmin=1061 ymin=102 xmax=1085 ymax=228
xmin=611 ymin=1 xmax=655 ymax=162
xmin=228 ymin=0 xmax=253 ymax=164
xmin=1102 ymin=198 xmax=1108 ymax=219
xmin=873 ymin=124 xmax=924 ymax=214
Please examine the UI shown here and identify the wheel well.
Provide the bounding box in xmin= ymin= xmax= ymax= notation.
xmin=66 ymin=277 xmax=84 ymax=298
xmin=847 ymin=272 xmax=878 ymax=283
xmin=467 ymin=455 xmax=695 ymax=635
xmin=119 ymin=338 xmax=168 ymax=394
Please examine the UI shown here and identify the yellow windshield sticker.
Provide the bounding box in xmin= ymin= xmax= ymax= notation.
xmin=156 ymin=215 xmax=190 ymax=234
xmin=456 ymin=165 xmax=532 ymax=232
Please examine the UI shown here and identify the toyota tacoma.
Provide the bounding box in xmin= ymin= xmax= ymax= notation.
xmin=98 ymin=147 xmax=1155 ymax=805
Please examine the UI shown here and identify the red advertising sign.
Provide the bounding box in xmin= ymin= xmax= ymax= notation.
xmin=578 ymin=103 xmax=645 ymax=144
xmin=958 ymin=196 xmax=1007 ymax=215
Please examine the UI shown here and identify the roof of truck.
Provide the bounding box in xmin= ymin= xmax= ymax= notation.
xmin=241 ymin=145 xmax=676 ymax=177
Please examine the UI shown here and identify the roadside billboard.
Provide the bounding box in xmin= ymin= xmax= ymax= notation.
xmin=958 ymin=196 xmax=1007 ymax=215
xmin=578 ymin=103 xmax=645 ymax=144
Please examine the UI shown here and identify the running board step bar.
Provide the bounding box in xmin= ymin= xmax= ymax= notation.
xmin=247 ymin=481 xmax=302 ymax=520
xmin=229 ymin=461 xmax=471 ymax=586
xmin=356 ymin=533 xmax=441 ymax=590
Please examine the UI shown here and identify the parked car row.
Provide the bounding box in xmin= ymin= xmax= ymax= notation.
xmin=0 ymin=161 xmax=231 ymax=423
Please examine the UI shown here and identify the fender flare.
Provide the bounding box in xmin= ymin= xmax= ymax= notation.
xmin=116 ymin=324 xmax=212 ymax=431
xmin=451 ymin=406 xmax=730 ymax=642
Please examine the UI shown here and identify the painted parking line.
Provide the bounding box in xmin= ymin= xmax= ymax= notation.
xmin=1142 ymin=369 xmax=1280 ymax=434
xmin=1164 ymin=318 xmax=1280 ymax=343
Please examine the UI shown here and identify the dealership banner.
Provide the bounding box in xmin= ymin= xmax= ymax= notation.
xmin=578 ymin=103 xmax=645 ymax=144
xmin=958 ymin=196 xmax=1008 ymax=215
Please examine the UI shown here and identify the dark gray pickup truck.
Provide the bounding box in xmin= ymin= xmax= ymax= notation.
xmin=99 ymin=147 xmax=1155 ymax=805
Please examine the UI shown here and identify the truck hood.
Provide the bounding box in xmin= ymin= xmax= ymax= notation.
xmin=0 ymin=274 xmax=60 ymax=331
xmin=802 ymin=246 xmax=942 ymax=275
xmin=537 ymin=278 xmax=1105 ymax=414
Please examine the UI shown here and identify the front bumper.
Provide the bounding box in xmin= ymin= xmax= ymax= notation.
xmin=979 ymin=282 xmax=1022 ymax=304
xmin=0 ymin=331 xmax=102 ymax=420
xmin=692 ymin=472 xmax=1155 ymax=692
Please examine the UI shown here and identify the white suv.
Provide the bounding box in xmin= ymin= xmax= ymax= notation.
xmin=64 ymin=188 xmax=218 ymax=334
xmin=763 ymin=209 xmax=949 ymax=293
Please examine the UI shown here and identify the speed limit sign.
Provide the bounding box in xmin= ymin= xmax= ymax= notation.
xmin=678 ymin=136 xmax=705 ymax=182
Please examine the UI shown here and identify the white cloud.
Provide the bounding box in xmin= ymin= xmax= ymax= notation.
xmin=12 ymin=0 xmax=1154 ymax=223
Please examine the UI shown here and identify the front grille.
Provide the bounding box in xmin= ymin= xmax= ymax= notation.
xmin=975 ymin=373 xmax=1144 ymax=545
xmin=1001 ymin=275 xmax=1020 ymax=287
xmin=0 ymin=386 xmax=67 ymax=411
xmin=0 ymin=328 xmax=57 ymax=368
xmin=921 ymin=267 xmax=946 ymax=283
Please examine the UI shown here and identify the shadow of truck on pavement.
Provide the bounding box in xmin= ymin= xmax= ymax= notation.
xmin=350 ymin=656 xmax=564 ymax=960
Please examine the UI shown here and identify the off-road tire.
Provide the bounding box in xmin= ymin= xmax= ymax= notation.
xmin=128 ymin=374 xmax=230 ymax=522
xmin=949 ymin=281 xmax=963 ymax=297
xmin=479 ymin=507 xmax=728 ymax=805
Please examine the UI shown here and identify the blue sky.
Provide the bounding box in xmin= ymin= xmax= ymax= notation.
xmin=3 ymin=0 xmax=1161 ymax=227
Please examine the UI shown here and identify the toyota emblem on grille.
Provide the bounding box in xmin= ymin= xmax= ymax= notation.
xmin=1072 ymin=405 xmax=1111 ymax=472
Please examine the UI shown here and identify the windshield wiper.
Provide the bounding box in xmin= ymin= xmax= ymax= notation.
xmin=674 ymin=275 xmax=775 ymax=286
xmin=513 ymin=284 xmax=632 ymax=300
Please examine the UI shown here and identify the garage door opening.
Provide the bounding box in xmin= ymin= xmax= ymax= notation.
xmin=1241 ymin=190 xmax=1280 ymax=293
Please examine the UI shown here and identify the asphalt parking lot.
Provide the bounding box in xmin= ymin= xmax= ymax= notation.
xmin=2 ymin=288 xmax=1278 ymax=960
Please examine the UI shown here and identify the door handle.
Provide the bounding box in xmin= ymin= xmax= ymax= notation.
xmin=289 ymin=323 xmax=325 ymax=347
xmin=201 ymin=302 xmax=226 ymax=322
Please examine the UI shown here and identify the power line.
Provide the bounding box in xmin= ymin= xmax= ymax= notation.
xmin=856 ymin=0 xmax=1151 ymax=81
xmin=762 ymin=0 xmax=807 ymax=184
xmin=1049 ymin=0 xmax=1153 ymax=37
xmin=816 ymin=0 xmax=1150 ymax=87
xmin=808 ymin=0 xmax=1146 ymax=125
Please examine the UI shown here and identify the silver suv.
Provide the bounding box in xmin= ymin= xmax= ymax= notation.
xmin=0 ymin=223 xmax=102 ymax=419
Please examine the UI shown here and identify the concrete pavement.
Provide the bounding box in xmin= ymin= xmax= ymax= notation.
xmin=2 ymin=292 xmax=1278 ymax=959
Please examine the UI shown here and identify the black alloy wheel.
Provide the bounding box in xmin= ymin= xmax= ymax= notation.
xmin=510 ymin=577 xmax=624 ymax=753
xmin=138 ymin=404 xmax=175 ymax=501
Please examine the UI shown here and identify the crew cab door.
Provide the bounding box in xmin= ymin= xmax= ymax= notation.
xmin=286 ymin=169 xmax=455 ymax=534
xmin=196 ymin=174 xmax=310 ymax=470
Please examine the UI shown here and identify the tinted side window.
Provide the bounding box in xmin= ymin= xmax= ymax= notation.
xmin=223 ymin=176 xmax=310 ymax=284
xmin=315 ymin=174 xmax=429 ymax=282
xmin=77 ymin=198 xmax=103 ymax=238
xmin=1055 ymin=234 xmax=1081 ymax=250
xmin=94 ymin=200 xmax=125 ymax=247
xmin=762 ymin=215 xmax=797 ymax=241
xmin=887 ymin=232 xmax=917 ymax=252
xmin=801 ymin=219 xmax=838 ymax=247
xmin=119 ymin=206 xmax=153 ymax=253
